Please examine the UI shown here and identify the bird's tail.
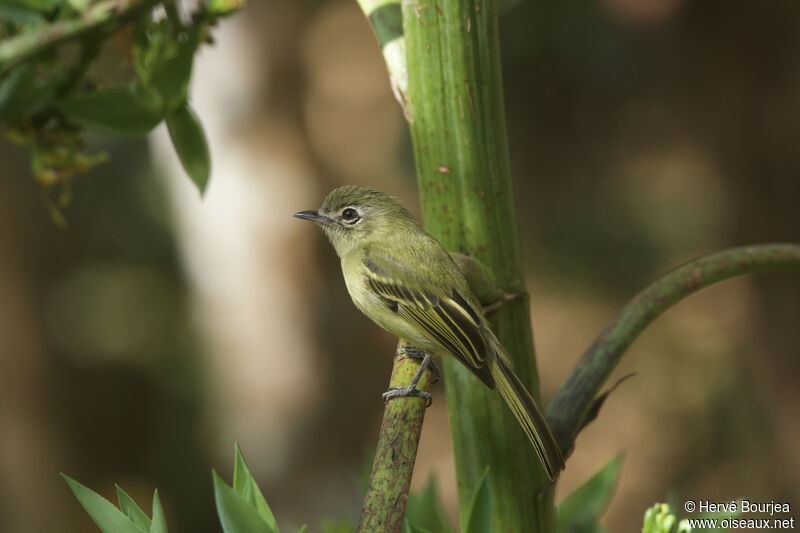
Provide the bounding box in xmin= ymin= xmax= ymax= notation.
xmin=488 ymin=355 xmax=565 ymax=481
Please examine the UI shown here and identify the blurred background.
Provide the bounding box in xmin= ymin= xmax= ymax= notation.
xmin=1 ymin=0 xmax=799 ymax=531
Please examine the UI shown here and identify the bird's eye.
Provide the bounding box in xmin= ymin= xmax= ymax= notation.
xmin=342 ymin=207 xmax=360 ymax=223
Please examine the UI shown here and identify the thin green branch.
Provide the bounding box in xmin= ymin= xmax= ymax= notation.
xmin=546 ymin=243 xmax=800 ymax=452
xmin=0 ymin=0 xmax=160 ymax=77
xmin=358 ymin=341 xmax=434 ymax=533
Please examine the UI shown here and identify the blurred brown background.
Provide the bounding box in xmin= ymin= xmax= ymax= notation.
xmin=1 ymin=0 xmax=799 ymax=531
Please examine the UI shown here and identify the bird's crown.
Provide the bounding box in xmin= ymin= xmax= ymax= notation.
xmin=321 ymin=185 xmax=405 ymax=216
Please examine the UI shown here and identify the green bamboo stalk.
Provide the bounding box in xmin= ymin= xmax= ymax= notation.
xmin=546 ymin=243 xmax=800 ymax=451
xmin=358 ymin=342 xmax=435 ymax=533
xmin=0 ymin=0 xmax=160 ymax=77
xmin=402 ymin=0 xmax=555 ymax=531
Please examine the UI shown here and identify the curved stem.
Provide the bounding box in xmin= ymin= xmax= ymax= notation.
xmin=358 ymin=341 xmax=434 ymax=533
xmin=546 ymin=243 xmax=800 ymax=451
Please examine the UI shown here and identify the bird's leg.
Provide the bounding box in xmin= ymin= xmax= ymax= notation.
xmin=395 ymin=345 xmax=440 ymax=383
xmin=482 ymin=292 xmax=526 ymax=315
xmin=382 ymin=347 xmax=436 ymax=407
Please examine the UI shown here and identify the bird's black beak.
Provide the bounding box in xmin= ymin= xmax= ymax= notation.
xmin=294 ymin=210 xmax=336 ymax=225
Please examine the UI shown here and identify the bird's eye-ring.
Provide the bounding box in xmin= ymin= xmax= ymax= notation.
xmin=342 ymin=207 xmax=360 ymax=223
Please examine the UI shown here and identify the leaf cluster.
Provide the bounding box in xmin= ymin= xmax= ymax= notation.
xmin=0 ymin=0 xmax=242 ymax=217
xmin=63 ymin=444 xmax=307 ymax=533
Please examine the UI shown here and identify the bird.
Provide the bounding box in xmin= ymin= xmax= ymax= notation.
xmin=294 ymin=185 xmax=565 ymax=481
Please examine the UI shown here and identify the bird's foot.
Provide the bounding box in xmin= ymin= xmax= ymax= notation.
xmin=382 ymin=386 xmax=433 ymax=407
xmin=395 ymin=345 xmax=440 ymax=383
xmin=482 ymin=292 xmax=526 ymax=315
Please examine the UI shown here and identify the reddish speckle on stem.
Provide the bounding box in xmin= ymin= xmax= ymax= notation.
xmin=423 ymin=146 xmax=429 ymax=153
xmin=687 ymin=268 xmax=705 ymax=288
xmin=438 ymin=164 xmax=451 ymax=174
xmin=435 ymin=184 xmax=441 ymax=192
xmin=463 ymin=80 xmax=476 ymax=118
xmin=474 ymin=187 xmax=485 ymax=197
xmin=477 ymin=244 xmax=486 ymax=252
xmin=442 ymin=205 xmax=449 ymax=213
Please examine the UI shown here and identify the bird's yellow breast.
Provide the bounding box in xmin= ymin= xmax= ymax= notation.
xmin=341 ymin=255 xmax=439 ymax=353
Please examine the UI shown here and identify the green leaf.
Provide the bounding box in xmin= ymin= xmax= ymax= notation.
xmin=62 ymin=474 xmax=145 ymax=533
xmin=147 ymin=27 xmax=201 ymax=112
xmin=0 ymin=3 xmax=45 ymax=26
xmin=404 ymin=477 xmax=453 ymax=533
xmin=296 ymin=527 xmax=307 ymax=533
xmin=0 ymin=64 xmax=53 ymax=122
xmin=463 ymin=470 xmax=491 ymax=533
xmin=207 ymin=0 xmax=245 ymax=17
xmin=557 ymin=453 xmax=623 ymax=533
xmin=166 ymin=104 xmax=210 ymax=194
xmin=65 ymin=0 xmax=87 ymax=12
xmin=116 ymin=485 xmax=152 ymax=531
xmin=233 ymin=444 xmax=278 ymax=532
xmin=0 ymin=0 xmax=60 ymax=14
xmin=150 ymin=490 xmax=168 ymax=533
xmin=55 ymin=86 xmax=162 ymax=135
xmin=131 ymin=15 xmax=161 ymax=84
xmin=213 ymin=470 xmax=276 ymax=533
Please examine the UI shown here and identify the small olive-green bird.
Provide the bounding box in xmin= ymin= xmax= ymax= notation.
xmin=295 ymin=185 xmax=565 ymax=480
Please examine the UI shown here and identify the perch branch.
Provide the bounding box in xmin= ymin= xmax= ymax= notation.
xmin=358 ymin=341 xmax=434 ymax=533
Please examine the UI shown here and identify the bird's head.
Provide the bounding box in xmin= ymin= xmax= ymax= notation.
xmin=294 ymin=185 xmax=417 ymax=257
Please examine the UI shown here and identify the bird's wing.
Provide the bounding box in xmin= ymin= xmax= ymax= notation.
xmin=362 ymin=245 xmax=494 ymax=387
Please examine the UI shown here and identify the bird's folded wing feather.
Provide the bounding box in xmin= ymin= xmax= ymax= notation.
xmin=362 ymin=246 xmax=493 ymax=385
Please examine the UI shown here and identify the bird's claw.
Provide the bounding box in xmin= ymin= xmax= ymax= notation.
xmin=382 ymin=386 xmax=433 ymax=407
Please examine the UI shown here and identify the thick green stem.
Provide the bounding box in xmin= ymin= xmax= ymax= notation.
xmin=358 ymin=342 xmax=434 ymax=533
xmin=546 ymin=243 xmax=800 ymax=451
xmin=403 ymin=0 xmax=554 ymax=531
xmin=0 ymin=0 xmax=159 ymax=77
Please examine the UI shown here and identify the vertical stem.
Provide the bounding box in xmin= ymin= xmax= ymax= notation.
xmin=403 ymin=0 xmax=554 ymax=531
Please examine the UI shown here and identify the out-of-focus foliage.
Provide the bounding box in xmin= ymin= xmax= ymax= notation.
xmin=643 ymin=504 xmax=680 ymax=533
xmin=403 ymin=477 xmax=454 ymax=533
xmin=557 ymin=454 xmax=623 ymax=533
xmin=641 ymin=501 xmax=741 ymax=533
xmin=65 ymin=444 xmax=309 ymax=533
xmin=0 ymin=0 xmax=245 ymax=209
xmin=62 ymin=474 xmax=167 ymax=533
xmin=213 ymin=444 xmax=281 ymax=533
xmin=462 ymin=470 xmax=491 ymax=533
